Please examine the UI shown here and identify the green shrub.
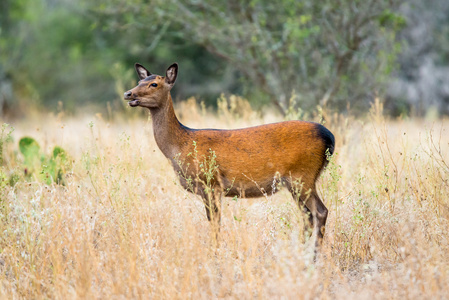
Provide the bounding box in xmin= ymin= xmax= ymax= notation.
xmin=19 ymin=137 xmax=70 ymax=185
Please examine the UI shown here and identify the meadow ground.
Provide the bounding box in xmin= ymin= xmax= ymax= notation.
xmin=0 ymin=99 xmax=448 ymax=299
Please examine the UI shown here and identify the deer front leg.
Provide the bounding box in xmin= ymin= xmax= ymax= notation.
xmin=203 ymin=191 xmax=221 ymax=225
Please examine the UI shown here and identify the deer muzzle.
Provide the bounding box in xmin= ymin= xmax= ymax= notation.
xmin=124 ymin=91 xmax=140 ymax=107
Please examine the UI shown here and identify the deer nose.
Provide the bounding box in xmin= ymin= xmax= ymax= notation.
xmin=124 ymin=91 xmax=133 ymax=99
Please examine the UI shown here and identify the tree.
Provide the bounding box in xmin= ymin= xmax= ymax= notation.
xmin=95 ymin=0 xmax=403 ymax=115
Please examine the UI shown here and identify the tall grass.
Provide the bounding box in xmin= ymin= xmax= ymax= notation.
xmin=0 ymin=99 xmax=448 ymax=299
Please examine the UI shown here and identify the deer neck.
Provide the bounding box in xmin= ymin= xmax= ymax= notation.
xmin=149 ymin=93 xmax=187 ymax=159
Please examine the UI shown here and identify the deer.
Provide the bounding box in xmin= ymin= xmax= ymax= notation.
xmin=124 ymin=62 xmax=335 ymax=252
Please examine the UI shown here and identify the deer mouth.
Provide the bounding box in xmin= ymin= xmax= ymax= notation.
xmin=128 ymin=99 xmax=140 ymax=107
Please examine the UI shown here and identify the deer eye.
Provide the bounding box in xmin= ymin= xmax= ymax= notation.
xmin=150 ymin=83 xmax=158 ymax=87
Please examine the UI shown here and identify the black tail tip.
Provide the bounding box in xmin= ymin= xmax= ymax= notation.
xmin=316 ymin=124 xmax=335 ymax=156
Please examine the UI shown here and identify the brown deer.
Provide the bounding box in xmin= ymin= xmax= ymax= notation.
xmin=124 ymin=63 xmax=335 ymax=250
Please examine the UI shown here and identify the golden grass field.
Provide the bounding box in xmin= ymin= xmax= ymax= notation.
xmin=0 ymin=98 xmax=448 ymax=299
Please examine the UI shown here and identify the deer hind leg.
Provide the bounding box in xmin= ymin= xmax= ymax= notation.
xmin=289 ymin=181 xmax=328 ymax=250
xmin=304 ymin=190 xmax=328 ymax=249
xmin=289 ymin=186 xmax=313 ymax=236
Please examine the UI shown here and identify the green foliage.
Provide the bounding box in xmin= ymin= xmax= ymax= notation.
xmin=18 ymin=137 xmax=71 ymax=185
xmin=8 ymin=0 xmax=449 ymax=117
xmin=324 ymin=149 xmax=342 ymax=229
xmin=199 ymin=148 xmax=219 ymax=198
xmin=0 ymin=124 xmax=14 ymax=215
xmin=119 ymin=0 xmax=404 ymax=114
xmin=19 ymin=136 xmax=42 ymax=170
xmin=49 ymin=146 xmax=70 ymax=184
xmin=0 ymin=123 xmax=14 ymax=166
xmin=0 ymin=169 xmax=8 ymax=219
xmin=325 ymin=149 xmax=341 ymax=197
xmin=378 ymin=9 xmax=407 ymax=30
xmin=2 ymin=0 xmax=406 ymax=117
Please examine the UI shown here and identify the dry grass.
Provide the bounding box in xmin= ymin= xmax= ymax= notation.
xmin=0 ymin=99 xmax=448 ymax=299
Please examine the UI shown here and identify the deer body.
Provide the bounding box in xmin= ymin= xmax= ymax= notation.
xmin=125 ymin=63 xmax=335 ymax=249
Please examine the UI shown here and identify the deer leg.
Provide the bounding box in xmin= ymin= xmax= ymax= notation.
xmin=305 ymin=191 xmax=328 ymax=249
xmin=302 ymin=205 xmax=314 ymax=234
xmin=290 ymin=192 xmax=314 ymax=237
xmin=203 ymin=192 xmax=221 ymax=232
xmin=202 ymin=191 xmax=222 ymax=244
xmin=204 ymin=196 xmax=221 ymax=225
xmin=288 ymin=182 xmax=313 ymax=235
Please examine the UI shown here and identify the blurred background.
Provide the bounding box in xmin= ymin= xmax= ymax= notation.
xmin=0 ymin=0 xmax=448 ymax=119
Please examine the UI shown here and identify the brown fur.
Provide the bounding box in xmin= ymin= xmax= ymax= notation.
xmin=124 ymin=63 xmax=335 ymax=251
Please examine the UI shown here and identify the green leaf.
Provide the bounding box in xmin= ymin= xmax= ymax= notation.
xmin=19 ymin=137 xmax=42 ymax=169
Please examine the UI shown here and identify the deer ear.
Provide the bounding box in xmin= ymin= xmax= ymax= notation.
xmin=135 ymin=63 xmax=151 ymax=80
xmin=165 ymin=63 xmax=178 ymax=86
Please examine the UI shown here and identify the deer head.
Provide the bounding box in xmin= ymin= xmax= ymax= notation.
xmin=124 ymin=63 xmax=178 ymax=109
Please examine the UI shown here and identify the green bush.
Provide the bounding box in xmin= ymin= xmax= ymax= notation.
xmin=19 ymin=137 xmax=70 ymax=185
